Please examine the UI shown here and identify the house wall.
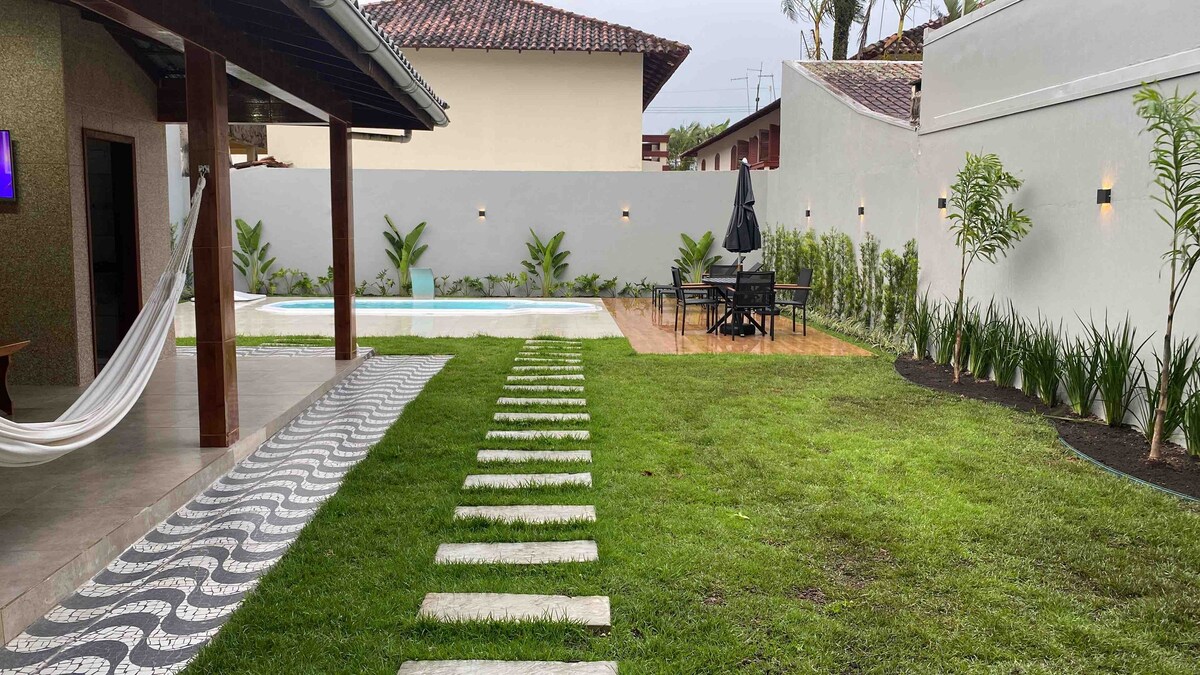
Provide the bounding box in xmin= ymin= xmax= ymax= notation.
xmin=693 ymin=108 xmax=782 ymax=172
xmin=917 ymin=0 xmax=1200 ymax=344
xmin=266 ymin=49 xmax=645 ymax=172
xmin=228 ymin=168 xmax=768 ymax=289
xmin=0 ymin=0 xmax=169 ymax=385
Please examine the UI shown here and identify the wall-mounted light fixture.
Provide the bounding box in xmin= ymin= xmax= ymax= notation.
xmin=937 ymin=197 xmax=947 ymax=209
xmin=805 ymin=209 xmax=811 ymax=218
xmin=1097 ymin=188 xmax=1112 ymax=205
xmin=857 ymin=206 xmax=866 ymax=216
xmin=621 ymin=208 xmax=630 ymax=219
xmin=478 ymin=208 xmax=486 ymax=219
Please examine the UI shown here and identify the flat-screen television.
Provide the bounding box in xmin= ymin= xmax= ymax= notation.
xmin=0 ymin=131 xmax=15 ymax=202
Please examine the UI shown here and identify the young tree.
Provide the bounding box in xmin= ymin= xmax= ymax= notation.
xmin=945 ymin=152 xmax=1032 ymax=383
xmin=1134 ymin=85 xmax=1200 ymax=461
xmin=781 ymin=0 xmax=831 ymax=59
xmin=889 ymin=0 xmax=921 ymax=58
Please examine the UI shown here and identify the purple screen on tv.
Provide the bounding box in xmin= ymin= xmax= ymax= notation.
xmin=0 ymin=131 xmax=14 ymax=201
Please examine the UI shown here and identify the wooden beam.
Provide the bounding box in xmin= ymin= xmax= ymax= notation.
xmin=71 ymin=0 xmax=352 ymax=122
xmin=330 ymin=119 xmax=357 ymax=360
xmin=157 ymin=77 xmax=320 ymax=124
xmin=186 ymin=42 xmax=239 ymax=448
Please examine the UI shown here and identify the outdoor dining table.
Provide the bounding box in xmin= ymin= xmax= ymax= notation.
xmin=695 ymin=277 xmax=810 ymax=335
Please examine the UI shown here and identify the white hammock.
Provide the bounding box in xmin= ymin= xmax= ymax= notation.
xmin=0 ymin=170 xmax=208 ymax=467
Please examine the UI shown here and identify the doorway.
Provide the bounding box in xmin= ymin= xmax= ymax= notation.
xmin=84 ymin=131 xmax=141 ymax=373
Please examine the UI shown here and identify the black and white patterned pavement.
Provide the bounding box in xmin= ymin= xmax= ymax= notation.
xmin=0 ymin=351 xmax=449 ymax=674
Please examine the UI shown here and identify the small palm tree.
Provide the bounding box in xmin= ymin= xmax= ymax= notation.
xmin=943 ymin=0 xmax=980 ymax=21
xmin=781 ymin=0 xmax=831 ymax=60
xmin=522 ymin=229 xmax=571 ymax=297
xmin=674 ymin=232 xmax=722 ymax=283
xmin=889 ymin=0 xmax=921 ymax=58
xmin=383 ymin=217 xmax=428 ymax=296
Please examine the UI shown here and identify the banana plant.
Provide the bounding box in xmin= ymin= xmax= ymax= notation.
xmin=522 ymin=229 xmax=570 ymax=297
xmin=233 ymin=218 xmax=276 ymax=294
xmin=383 ymin=217 xmax=428 ymax=296
xmin=674 ymin=231 xmax=721 ymax=283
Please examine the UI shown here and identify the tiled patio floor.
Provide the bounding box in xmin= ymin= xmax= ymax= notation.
xmin=0 ymin=348 xmax=367 ymax=645
xmin=603 ymin=298 xmax=873 ymax=356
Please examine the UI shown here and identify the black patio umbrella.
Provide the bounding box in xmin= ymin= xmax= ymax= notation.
xmin=723 ymin=159 xmax=761 ymax=268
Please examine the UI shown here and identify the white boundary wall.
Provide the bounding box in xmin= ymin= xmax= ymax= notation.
xmin=228 ymin=168 xmax=767 ymax=291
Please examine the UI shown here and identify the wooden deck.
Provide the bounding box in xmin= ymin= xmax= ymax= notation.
xmin=603 ymin=299 xmax=873 ymax=356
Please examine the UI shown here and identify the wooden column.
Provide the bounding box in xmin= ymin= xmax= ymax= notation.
xmin=185 ymin=43 xmax=239 ymax=447
xmin=330 ymin=119 xmax=356 ymax=360
xmin=768 ymin=124 xmax=781 ymax=166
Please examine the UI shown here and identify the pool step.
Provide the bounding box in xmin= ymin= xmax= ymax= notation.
xmin=418 ymin=592 xmax=610 ymax=628
xmin=463 ymin=472 xmax=592 ymax=489
xmin=454 ymin=504 xmax=596 ymax=523
xmin=477 ymin=449 xmax=591 ymax=463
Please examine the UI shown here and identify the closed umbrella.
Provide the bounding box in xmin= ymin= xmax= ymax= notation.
xmin=723 ymin=159 xmax=761 ymax=268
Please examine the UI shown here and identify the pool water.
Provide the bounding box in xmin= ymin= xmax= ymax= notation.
xmin=261 ymin=298 xmax=600 ymax=315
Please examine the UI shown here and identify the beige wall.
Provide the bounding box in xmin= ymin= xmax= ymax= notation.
xmin=0 ymin=0 xmax=169 ymax=385
xmin=267 ymin=49 xmax=645 ymax=171
xmin=693 ymin=108 xmax=782 ymax=172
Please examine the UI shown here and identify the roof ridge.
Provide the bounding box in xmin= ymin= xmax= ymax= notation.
xmin=501 ymin=0 xmax=690 ymax=51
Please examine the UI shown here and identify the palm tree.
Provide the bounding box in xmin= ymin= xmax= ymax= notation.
xmin=943 ymin=0 xmax=980 ymax=21
xmin=781 ymin=0 xmax=831 ymax=60
xmin=858 ymin=0 xmax=878 ymax=53
xmin=666 ymin=120 xmax=731 ymax=171
xmin=889 ymin=0 xmax=922 ymax=58
xmin=831 ymin=0 xmax=863 ymax=60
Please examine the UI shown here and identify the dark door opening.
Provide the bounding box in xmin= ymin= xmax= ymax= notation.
xmin=84 ymin=132 xmax=141 ymax=374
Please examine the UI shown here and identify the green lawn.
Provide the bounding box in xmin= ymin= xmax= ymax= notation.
xmin=185 ymin=336 xmax=1200 ymax=674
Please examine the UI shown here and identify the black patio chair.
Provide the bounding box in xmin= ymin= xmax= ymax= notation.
xmin=746 ymin=262 xmax=763 ymax=272
xmin=774 ymin=269 xmax=812 ymax=335
xmin=671 ymin=267 xmax=719 ymax=335
xmin=707 ymin=263 xmax=739 ymax=278
xmin=728 ymin=270 xmax=775 ymax=341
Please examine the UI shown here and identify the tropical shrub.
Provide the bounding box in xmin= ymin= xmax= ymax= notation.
xmin=674 ymin=232 xmax=722 ymax=283
xmin=1023 ymin=319 xmax=1062 ymax=407
xmin=233 ymin=218 xmax=277 ymax=294
xmin=1094 ymin=319 xmax=1147 ymax=427
xmin=907 ymin=291 xmax=935 ymax=360
xmin=859 ymin=233 xmax=882 ymax=325
xmin=383 ymin=217 xmax=428 ymax=296
xmin=1136 ymin=337 xmax=1199 ymax=442
xmin=1060 ymin=333 xmax=1100 ymax=417
xmin=1184 ymin=392 xmax=1200 ymax=457
xmin=371 ymin=270 xmax=395 ymax=296
xmin=522 ymin=229 xmax=570 ymax=297
xmin=572 ymin=273 xmax=602 ymax=297
xmin=991 ymin=305 xmax=1023 ymax=388
xmin=933 ymin=307 xmax=957 ymax=366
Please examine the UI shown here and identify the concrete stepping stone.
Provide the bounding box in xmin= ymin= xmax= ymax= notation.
xmin=398 ymin=660 xmax=617 ymax=674
xmin=515 ymin=357 xmax=583 ymax=363
xmin=512 ymin=365 xmax=583 ymax=371
xmin=485 ymin=429 xmax=590 ymax=441
xmin=518 ymin=351 xmax=582 ymax=357
xmin=477 ymin=449 xmax=591 ymax=463
xmin=454 ymin=504 xmax=596 ymax=523
xmin=497 ymin=397 xmax=587 ymax=406
xmin=463 ymin=472 xmax=592 ymax=489
xmin=418 ymin=593 xmax=610 ymax=629
xmin=507 ymin=374 xmax=585 ymax=381
xmin=503 ymin=384 xmax=584 ymax=393
xmin=494 ymin=412 xmax=591 ymax=423
xmin=525 ymin=340 xmax=583 ymax=346
xmin=435 ymin=540 xmax=599 ymax=564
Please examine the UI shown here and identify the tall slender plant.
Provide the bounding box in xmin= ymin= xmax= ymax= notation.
xmin=674 ymin=231 xmax=722 ymax=283
xmin=233 ymin=218 xmax=276 ymax=294
xmin=383 ymin=217 xmax=428 ymax=296
xmin=522 ymin=229 xmax=570 ymax=297
xmin=945 ymin=152 xmax=1032 ymax=383
xmin=781 ymin=0 xmax=831 ymax=59
xmin=1134 ymin=85 xmax=1200 ymax=460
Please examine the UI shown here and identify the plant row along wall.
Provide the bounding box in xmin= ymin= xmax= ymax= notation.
xmin=762 ymin=224 xmax=918 ymax=352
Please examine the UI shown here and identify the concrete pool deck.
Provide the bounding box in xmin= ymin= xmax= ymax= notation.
xmin=174 ymin=296 xmax=624 ymax=339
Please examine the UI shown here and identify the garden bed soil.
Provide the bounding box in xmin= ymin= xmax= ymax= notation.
xmin=895 ymin=356 xmax=1200 ymax=500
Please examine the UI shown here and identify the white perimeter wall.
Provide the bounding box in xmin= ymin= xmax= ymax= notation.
xmin=228 ymin=168 xmax=766 ymax=290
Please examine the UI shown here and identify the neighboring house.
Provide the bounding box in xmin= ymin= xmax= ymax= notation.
xmin=684 ymin=99 xmax=781 ymax=172
xmin=850 ymin=15 xmax=948 ymax=61
xmin=642 ymin=134 xmax=670 ymax=171
xmin=268 ymin=0 xmax=690 ymax=171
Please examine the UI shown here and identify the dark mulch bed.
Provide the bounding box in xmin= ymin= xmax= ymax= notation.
xmin=895 ymin=356 xmax=1200 ymax=500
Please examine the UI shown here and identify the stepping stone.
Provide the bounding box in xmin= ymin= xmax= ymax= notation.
xmin=515 ymin=357 xmax=582 ymax=363
xmin=454 ymin=504 xmax=596 ymax=523
xmin=486 ymin=430 xmax=590 ymax=441
xmin=418 ymin=593 xmax=610 ymax=629
xmin=497 ymin=397 xmax=587 ymax=406
xmin=494 ymin=412 xmax=591 ymax=423
xmin=435 ymin=540 xmax=599 ymax=564
xmin=512 ymin=365 xmax=583 ymax=371
xmin=504 ymin=385 xmax=585 ymax=393
xmin=507 ymin=374 xmax=584 ymax=381
xmin=477 ymin=449 xmax=592 ymax=463
xmin=518 ymin=351 xmax=582 ymax=357
xmin=525 ymin=340 xmax=583 ymax=345
xmin=463 ymin=472 xmax=592 ymax=489
xmin=398 ymin=660 xmax=617 ymax=674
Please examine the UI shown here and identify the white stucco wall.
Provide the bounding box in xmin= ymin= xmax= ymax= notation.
xmin=229 ymin=168 xmax=766 ymax=290
xmin=266 ymin=49 xmax=645 ymax=172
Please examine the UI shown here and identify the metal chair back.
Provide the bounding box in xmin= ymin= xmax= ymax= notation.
xmin=733 ymin=271 xmax=775 ymax=310
xmin=793 ymin=269 xmax=813 ymax=304
xmin=708 ymin=263 xmax=738 ymax=278
xmin=671 ymin=266 xmax=686 ymax=301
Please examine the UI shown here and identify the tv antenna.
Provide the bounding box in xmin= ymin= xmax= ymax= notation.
xmin=731 ymin=63 xmax=775 ymax=112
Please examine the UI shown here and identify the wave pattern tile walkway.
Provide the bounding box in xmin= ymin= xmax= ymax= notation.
xmin=0 ymin=354 xmax=449 ymax=675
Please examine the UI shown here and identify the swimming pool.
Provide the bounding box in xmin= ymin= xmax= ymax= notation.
xmin=260 ymin=298 xmax=601 ymax=316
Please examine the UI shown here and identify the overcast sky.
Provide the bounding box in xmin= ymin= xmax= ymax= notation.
xmin=542 ymin=0 xmax=951 ymax=133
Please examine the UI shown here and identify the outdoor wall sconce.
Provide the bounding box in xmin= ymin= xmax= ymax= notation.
xmin=478 ymin=208 xmax=486 ymax=219
xmin=805 ymin=209 xmax=811 ymax=218
xmin=858 ymin=206 xmax=866 ymax=216
xmin=937 ymin=197 xmax=947 ymax=209
xmin=1097 ymin=188 xmax=1112 ymax=205
xmin=621 ymin=208 xmax=630 ymax=219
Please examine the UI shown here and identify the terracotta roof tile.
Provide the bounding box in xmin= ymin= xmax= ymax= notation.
xmin=363 ymin=0 xmax=690 ymax=108
xmin=797 ymin=61 xmax=921 ymax=123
